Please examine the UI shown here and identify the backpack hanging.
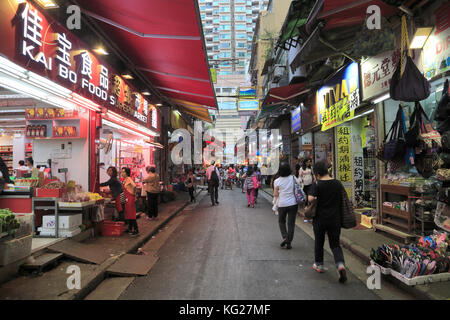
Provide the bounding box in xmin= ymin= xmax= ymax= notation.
xmin=389 ymin=16 xmax=431 ymax=102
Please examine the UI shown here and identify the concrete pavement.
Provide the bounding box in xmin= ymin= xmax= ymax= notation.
xmin=120 ymin=187 xmax=381 ymax=300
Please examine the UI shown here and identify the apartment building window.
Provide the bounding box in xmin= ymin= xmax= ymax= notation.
xmin=247 ymin=44 xmax=253 ymax=50
xmin=247 ymin=17 xmax=252 ymax=23
xmin=235 ymin=6 xmax=246 ymax=12
xmin=236 ymin=51 xmax=246 ymax=57
xmin=219 ymin=33 xmax=231 ymax=39
xmin=219 ymin=24 xmax=231 ymax=31
xmin=236 ymin=24 xmax=246 ymax=30
xmin=213 ymin=36 xmax=219 ymax=41
xmin=201 ymin=14 xmax=206 ymax=19
xmin=220 ymin=15 xmax=231 ymax=21
xmin=213 ymin=18 xmax=219 ymax=23
xmin=220 ymin=6 xmax=230 ymax=12
xmin=200 ymin=5 xmax=205 ymax=10
xmin=213 ymin=1 xmax=219 ymax=5
xmin=219 ymin=0 xmax=229 ymax=3
xmin=235 ymin=15 xmax=245 ymax=21
xmin=247 ymin=35 xmax=253 ymax=41
xmin=220 ymin=52 xmax=231 ymax=58
xmin=213 ymin=54 xmax=219 ymax=59
xmin=236 ymin=33 xmax=246 ymax=39
xmin=213 ymin=45 xmax=219 ymax=51
xmin=213 ymin=27 xmax=219 ymax=32
xmin=213 ymin=9 xmax=219 ymax=14
xmin=247 ymin=26 xmax=253 ymax=32
xmin=236 ymin=42 xmax=246 ymax=48
xmin=219 ymin=71 xmax=232 ymax=75
xmin=220 ymin=42 xmax=231 ymax=49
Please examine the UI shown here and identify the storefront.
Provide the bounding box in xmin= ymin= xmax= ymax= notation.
xmin=359 ymin=1 xmax=450 ymax=237
xmin=0 ymin=1 xmax=160 ymax=260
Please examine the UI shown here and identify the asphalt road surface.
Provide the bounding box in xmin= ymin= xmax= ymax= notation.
xmin=120 ymin=187 xmax=380 ymax=300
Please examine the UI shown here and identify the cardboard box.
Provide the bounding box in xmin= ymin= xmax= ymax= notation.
xmin=42 ymin=214 xmax=82 ymax=229
xmin=37 ymin=227 xmax=81 ymax=238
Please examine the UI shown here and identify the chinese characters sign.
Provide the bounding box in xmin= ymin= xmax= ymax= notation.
xmin=337 ymin=126 xmax=352 ymax=183
xmin=361 ymin=49 xmax=422 ymax=101
xmin=353 ymin=153 xmax=364 ymax=202
xmin=317 ymin=62 xmax=360 ymax=131
xmin=0 ymin=2 xmax=158 ymax=131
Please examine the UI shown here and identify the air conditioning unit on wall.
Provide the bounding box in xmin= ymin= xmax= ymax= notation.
xmin=272 ymin=65 xmax=286 ymax=83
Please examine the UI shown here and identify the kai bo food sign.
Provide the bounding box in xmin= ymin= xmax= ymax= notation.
xmin=14 ymin=2 xmax=156 ymax=129
xmin=317 ymin=62 xmax=360 ymax=131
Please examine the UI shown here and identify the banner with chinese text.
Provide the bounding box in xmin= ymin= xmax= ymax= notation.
xmin=337 ymin=126 xmax=352 ymax=185
xmin=317 ymin=62 xmax=360 ymax=131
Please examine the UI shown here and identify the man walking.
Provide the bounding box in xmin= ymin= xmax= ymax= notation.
xmin=206 ymin=161 xmax=220 ymax=206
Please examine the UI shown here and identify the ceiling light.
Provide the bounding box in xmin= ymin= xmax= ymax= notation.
xmin=93 ymin=47 xmax=109 ymax=55
xmin=15 ymin=0 xmax=27 ymax=4
xmin=142 ymin=91 xmax=151 ymax=96
xmin=156 ymin=103 xmax=163 ymax=107
xmin=36 ymin=0 xmax=59 ymax=8
xmin=122 ymin=73 xmax=134 ymax=80
xmin=410 ymin=27 xmax=433 ymax=49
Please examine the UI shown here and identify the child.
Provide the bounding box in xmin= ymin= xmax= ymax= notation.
xmin=243 ymin=167 xmax=256 ymax=208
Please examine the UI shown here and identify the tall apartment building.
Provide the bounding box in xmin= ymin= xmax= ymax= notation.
xmin=199 ymin=0 xmax=269 ymax=75
xmin=199 ymin=0 xmax=268 ymax=164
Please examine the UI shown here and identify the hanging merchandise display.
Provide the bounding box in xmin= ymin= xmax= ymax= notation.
xmin=389 ymin=16 xmax=431 ymax=102
xmin=383 ymin=106 xmax=407 ymax=163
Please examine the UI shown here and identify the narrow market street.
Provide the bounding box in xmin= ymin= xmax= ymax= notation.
xmin=120 ymin=188 xmax=380 ymax=300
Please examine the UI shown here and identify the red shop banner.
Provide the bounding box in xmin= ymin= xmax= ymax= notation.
xmin=0 ymin=1 xmax=159 ymax=133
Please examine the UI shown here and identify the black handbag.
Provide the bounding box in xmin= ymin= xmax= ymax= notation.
xmin=434 ymin=79 xmax=449 ymax=121
xmin=389 ymin=16 xmax=430 ymax=102
xmin=406 ymin=102 xmax=431 ymax=148
xmin=440 ymin=153 xmax=450 ymax=167
xmin=390 ymin=55 xmax=431 ymax=102
xmin=340 ymin=183 xmax=356 ymax=229
xmin=384 ymin=106 xmax=407 ymax=160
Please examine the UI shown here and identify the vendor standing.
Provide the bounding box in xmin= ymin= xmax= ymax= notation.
xmin=143 ymin=166 xmax=160 ymax=220
xmin=121 ymin=167 xmax=138 ymax=236
xmin=99 ymin=167 xmax=123 ymax=221
xmin=25 ymin=157 xmax=39 ymax=178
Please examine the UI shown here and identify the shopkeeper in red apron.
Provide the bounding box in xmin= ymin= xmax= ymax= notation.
xmin=99 ymin=167 xmax=123 ymax=220
xmin=121 ymin=167 xmax=139 ymax=236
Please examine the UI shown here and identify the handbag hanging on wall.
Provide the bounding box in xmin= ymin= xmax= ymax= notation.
xmin=384 ymin=106 xmax=407 ymax=161
xmin=434 ymin=79 xmax=449 ymax=121
xmin=389 ymin=16 xmax=430 ymax=102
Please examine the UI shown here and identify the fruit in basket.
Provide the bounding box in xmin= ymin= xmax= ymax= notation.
xmin=0 ymin=209 xmax=20 ymax=234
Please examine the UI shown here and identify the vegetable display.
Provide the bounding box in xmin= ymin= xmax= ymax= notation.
xmin=0 ymin=209 xmax=20 ymax=234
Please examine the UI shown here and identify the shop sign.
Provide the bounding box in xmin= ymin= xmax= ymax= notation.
xmin=423 ymin=3 xmax=450 ymax=79
xmin=210 ymin=68 xmax=217 ymax=84
xmin=337 ymin=126 xmax=352 ymax=183
xmin=317 ymin=62 xmax=360 ymax=132
xmin=361 ymin=49 xmax=422 ymax=101
xmin=353 ymin=152 xmax=364 ymax=201
xmin=291 ymin=106 xmax=301 ymax=133
xmin=0 ymin=2 xmax=156 ymax=129
xmin=301 ymin=132 xmax=312 ymax=145
xmin=237 ymin=100 xmax=259 ymax=111
xmin=238 ymin=87 xmax=256 ymax=98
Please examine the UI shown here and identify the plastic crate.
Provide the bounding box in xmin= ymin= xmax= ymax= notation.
xmin=390 ymin=269 xmax=450 ymax=286
xmin=35 ymin=188 xmax=65 ymax=198
xmin=101 ymin=220 xmax=124 ymax=237
xmin=13 ymin=213 xmax=33 ymax=238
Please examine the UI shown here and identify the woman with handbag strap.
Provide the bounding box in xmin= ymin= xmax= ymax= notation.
xmin=307 ymin=161 xmax=347 ymax=283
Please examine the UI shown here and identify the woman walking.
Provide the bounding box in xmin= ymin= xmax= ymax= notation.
xmin=307 ymin=161 xmax=347 ymax=283
xmin=121 ymin=167 xmax=138 ymax=236
xmin=187 ymin=170 xmax=197 ymax=202
xmin=299 ymin=159 xmax=314 ymax=205
xmin=143 ymin=166 xmax=160 ymax=220
xmin=273 ymin=162 xmax=298 ymax=250
xmin=243 ymin=167 xmax=257 ymax=208
xmin=99 ymin=167 xmax=123 ymax=221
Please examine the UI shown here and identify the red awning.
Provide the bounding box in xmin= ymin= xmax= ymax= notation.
xmin=317 ymin=0 xmax=399 ymax=31
xmin=263 ymin=83 xmax=309 ymax=106
xmin=75 ymin=0 xmax=217 ymax=109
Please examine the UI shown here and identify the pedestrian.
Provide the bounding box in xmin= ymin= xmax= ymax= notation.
xmin=299 ymin=158 xmax=315 ymax=205
xmin=121 ymin=167 xmax=139 ymax=236
xmin=243 ymin=166 xmax=258 ymax=208
xmin=253 ymin=165 xmax=262 ymax=204
xmin=187 ymin=170 xmax=197 ymax=202
xmin=99 ymin=167 xmax=124 ymax=221
xmin=273 ymin=162 xmax=298 ymax=250
xmin=206 ymin=161 xmax=220 ymax=206
xmin=143 ymin=166 xmax=160 ymax=220
xmin=307 ymin=161 xmax=347 ymax=283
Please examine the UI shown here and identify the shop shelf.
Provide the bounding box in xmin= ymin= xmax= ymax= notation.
xmin=382 ymin=206 xmax=409 ymax=219
xmin=383 ymin=218 xmax=409 ymax=230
